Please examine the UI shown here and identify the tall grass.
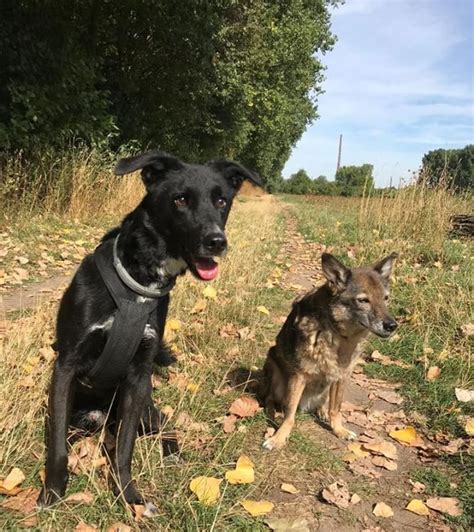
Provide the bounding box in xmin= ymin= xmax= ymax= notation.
xmin=0 ymin=148 xmax=143 ymax=222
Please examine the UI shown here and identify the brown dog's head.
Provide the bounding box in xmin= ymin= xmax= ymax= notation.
xmin=322 ymin=252 xmax=398 ymax=338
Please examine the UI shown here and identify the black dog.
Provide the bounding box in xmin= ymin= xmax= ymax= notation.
xmin=38 ymin=151 xmax=261 ymax=508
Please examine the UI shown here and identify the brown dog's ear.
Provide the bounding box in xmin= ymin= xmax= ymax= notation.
xmin=373 ymin=252 xmax=398 ymax=282
xmin=321 ymin=253 xmax=351 ymax=291
xmin=207 ymin=160 xmax=262 ymax=190
xmin=114 ymin=151 xmax=184 ymax=190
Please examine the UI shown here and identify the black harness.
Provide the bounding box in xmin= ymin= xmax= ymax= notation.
xmin=82 ymin=237 xmax=174 ymax=389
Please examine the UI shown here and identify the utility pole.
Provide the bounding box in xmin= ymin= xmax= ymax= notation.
xmin=336 ymin=134 xmax=343 ymax=177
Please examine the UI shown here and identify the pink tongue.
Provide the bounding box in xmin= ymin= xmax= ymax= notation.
xmin=195 ymin=259 xmax=219 ymax=281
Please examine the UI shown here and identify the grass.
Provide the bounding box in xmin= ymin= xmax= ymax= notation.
xmin=1 ymin=171 xmax=472 ymax=528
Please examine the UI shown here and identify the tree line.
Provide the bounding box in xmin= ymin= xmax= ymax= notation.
xmin=0 ymin=0 xmax=340 ymax=191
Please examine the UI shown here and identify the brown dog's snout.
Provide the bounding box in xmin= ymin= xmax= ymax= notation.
xmin=383 ymin=317 xmax=398 ymax=333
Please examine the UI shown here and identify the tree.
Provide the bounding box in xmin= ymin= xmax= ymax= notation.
xmin=335 ymin=164 xmax=374 ymax=196
xmin=0 ymin=0 xmax=340 ymax=191
xmin=420 ymin=145 xmax=473 ymax=191
xmin=284 ymin=169 xmax=313 ymax=194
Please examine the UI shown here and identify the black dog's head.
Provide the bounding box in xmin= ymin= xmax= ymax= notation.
xmin=115 ymin=151 xmax=262 ymax=281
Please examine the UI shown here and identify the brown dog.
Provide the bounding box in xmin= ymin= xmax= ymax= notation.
xmin=261 ymin=252 xmax=398 ymax=450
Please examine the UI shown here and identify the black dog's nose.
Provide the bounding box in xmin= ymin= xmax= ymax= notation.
xmin=203 ymin=233 xmax=227 ymax=254
xmin=383 ymin=318 xmax=398 ymax=333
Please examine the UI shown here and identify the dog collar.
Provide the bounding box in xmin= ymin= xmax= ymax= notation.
xmin=113 ymin=236 xmax=176 ymax=298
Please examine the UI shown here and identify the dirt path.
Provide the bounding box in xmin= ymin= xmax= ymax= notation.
xmin=271 ymin=214 xmax=453 ymax=531
xmin=0 ymin=271 xmax=74 ymax=316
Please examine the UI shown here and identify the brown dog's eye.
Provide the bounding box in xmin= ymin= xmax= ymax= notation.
xmin=357 ymin=297 xmax=370 ymax=304
xmin=174 ymin=195 xmax=187 ymax=208
xmin=216 ymin=197 xmax=227 ymax=209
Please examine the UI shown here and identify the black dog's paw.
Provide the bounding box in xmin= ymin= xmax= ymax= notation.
xmin=113 ymin=480 xmax=145 ymax=506
xmin=37 ymin=486 xmax=64 ymax=508
xmin=154 ymin=341 xmax=177 ymax=367
xmin=139 ymin=404 xmax=163 ymax=435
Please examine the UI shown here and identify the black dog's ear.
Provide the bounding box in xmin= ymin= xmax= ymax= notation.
xmin=114 ymin=151 xmax=184 ymax=189
xmin=373 ymin=252 xmax=398 ymax=283
xmin=321 ymin=253 xmax=351 ymax=291
xmin=208 ymin=160 xmax=262 ymax=190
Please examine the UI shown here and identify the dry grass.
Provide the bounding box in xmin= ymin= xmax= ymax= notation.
xmin=1 ymin=196 xmax=315 ymax=530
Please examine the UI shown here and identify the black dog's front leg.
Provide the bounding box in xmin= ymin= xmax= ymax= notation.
xmin=111 ymin=372 xmax=151 ymax=505
xmin=38 ymin=361 xmax=75 ymax=507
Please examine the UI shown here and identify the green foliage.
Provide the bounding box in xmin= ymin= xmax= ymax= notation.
xmin=335 ymin=164 xmax=374 ymax=196
xmin=283 ymin=169 xmax=314 ymax=194
xmin=421 ymin=145 xmax=473 ymax=191
xmin=0 ymin=0 xmax=339 ymax=189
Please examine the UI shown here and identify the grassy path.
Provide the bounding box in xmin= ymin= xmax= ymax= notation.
xmin=0 ymin=195 xmax=471 ymax=530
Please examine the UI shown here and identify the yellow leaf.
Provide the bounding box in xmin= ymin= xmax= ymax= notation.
xmin=406 ymin=499 xmax=429 ymax=516
xmin=347 ymin=443 xmax=370 ymax=458
xmin=280 ymin=483 xmax=299 ymax=494
xmin=241 ymin=499 xmax=274 ymax=516
xmin=1 ymin=468 xmax=25 ymax=491
xmin=202 ymin=286 xmax=217 ymax=300
xmin=189 ymin=476 xmax=222 ymax=505
xmin=373 ymin=501 xmax=394 ymax=518
xmin=465 ymin=417 xmax=474 ymax=436
xmin=167 ymin=319 xmax=182 ymax=331
xmin=186 ymin=383 xmax=200 ymax=394
xmin=225 ymin=455 xmax=255 ymax=484
xmin=389 ymin=426 xmax=418 ymax=445
xmin=256 ymin=305 xmax=270 ymax=315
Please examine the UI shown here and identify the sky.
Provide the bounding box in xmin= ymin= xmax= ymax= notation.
xmin=283 ymin=0 xmax=474 ymax=187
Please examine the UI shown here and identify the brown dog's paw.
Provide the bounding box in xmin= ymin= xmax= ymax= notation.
xmin=333 ymin=426 xmax=357 ymax=440
xmin=262 ymin=434 xmax=287 ymax=451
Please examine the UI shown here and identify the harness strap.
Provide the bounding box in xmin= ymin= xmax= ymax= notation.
xmin=83 ymin=239 xmax=162 ymax=389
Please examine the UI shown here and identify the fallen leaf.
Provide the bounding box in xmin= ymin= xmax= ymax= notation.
xmin=389 ymin=426 xmax=419 ymax=445
xmin=186 ymin=382 xmax=200 ymax=393
xmin=189 ymin=476 xmax=222 ymax=505
xmin=75 ymin=523 xmax=98 ymax=532
xmin=166 ymin=318 xmax=181 ymax=331
xmin=373 ymin=502 xmax=394 ymax=518
xmin=1 ymin=467 xmax=25 ymax=491
xmin=408 ymin=480 xmax=426 ymax=493
xmin=190 ymin=299 xmax=207 ymax=314
xmin=426 ymin=497 xmax=462 ymax=517
xmin=455 ymin=387 xmax=474 ymax=402
xmin=264 ymin=516 xmax=309 ymax=531
xmin=175 ymin=412 xmax=209 ymax=433
xmin=219 ymin=323 xmax=238 ymax=338
xmin=241 ymin=499 xmax=274 ymax=516
xmin=16 ymin=256 xmax=29 ymax=265
xmin=348 ymin=457 xmax=382 ymax=479
xmin=347 ymin=443 xmax=370 ymax=458
xmin=281 ymin=483 xmax=299 ymax=494
xmin=225 ymin=455 xmax=254 ymax=484
xmin=202 ymin=285 xmax=217 ymax=300
xmin=371 ymin=456 xmax=397 ymax=471
xmin=375 ymin=390 xmax=403 ymax=405
xmin=351 ymin=493 xmax=361 ymax=505
xmin=107 ymin=523 xmax=133 ymax=532
xmin=406 ymin=499 xmax=430 ymax=516
xmin=465 ymin=417 xmax=474 ymax=436
xmin=65 ymin=491 xmax=94 ymax=504
xmin=460 ymin=323 xmax=474 ymax=337
xmin=362 ymin=441 xmax=398 ymax=460
xmin=0 ymin=487 xmax=40 ymax=515
xmin=321 ymin=481 xmax=350 ymax=509
xmin=256 ymin=305 xmax=270 ymax=315
xmin=237 ymin=326 xmax=255 ymax=341
xmin=426 ymin=366 xmax=441 ymax=381
xmin=223 ymin=414 xmax=238 ymax=433
xmin=229 ymin=396 xmax=260 ymax=418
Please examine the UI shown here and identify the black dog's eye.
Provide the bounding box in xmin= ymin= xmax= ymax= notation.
xmin=216 ymin=197 xmax=227 ymax=209
xmin=174 ymin=195 xmax=187 ymax=208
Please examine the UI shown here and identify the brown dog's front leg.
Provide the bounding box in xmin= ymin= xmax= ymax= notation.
xmin=111 ymin=375 xmax=154 ymax=508
xmin=38 ymin=361 xmax=75 ymax=507
xmin=262 ymin=373 xmax=305 ymax=450
xmin=328 ymin=379 xmax=356 ymax=440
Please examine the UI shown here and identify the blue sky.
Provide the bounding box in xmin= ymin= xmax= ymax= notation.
xmin=283 ymin=0 xmax=474 ymax=187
